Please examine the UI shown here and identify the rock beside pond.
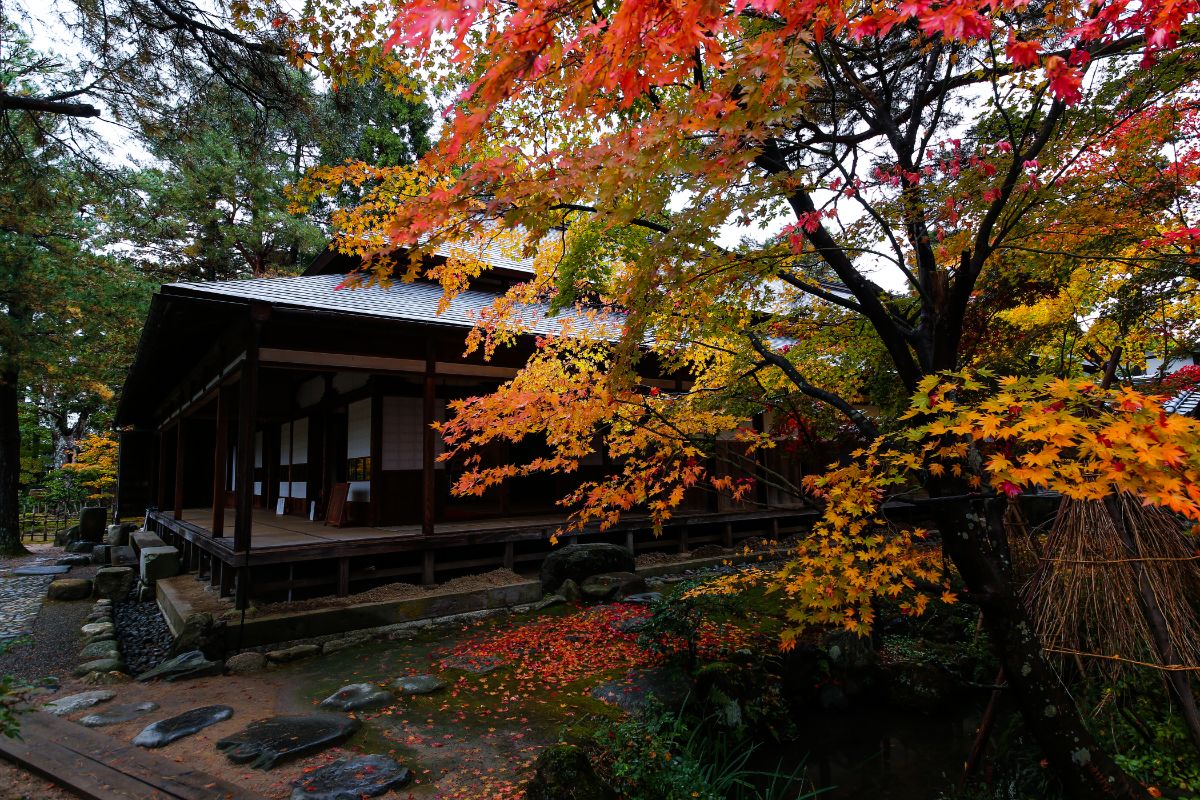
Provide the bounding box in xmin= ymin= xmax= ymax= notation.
xmin=580 ymin=572 xmax=647 ymax=602
xmin=540 ymin=543 xmax=635 ymax=592
xmin=319 ymin=683 xmax=392 ymax=712
xmin=43 ymin=689 xmax=115 ymax=716
xmin=591 ymin=666 xmax=689 ymax=714
xmin=77 ymin=701 xmax=158 ymax=727
xmin=225 ymin=652 xmax=268 ymax=674
xmin=55 ymin=554 xmax=92 ymax=567
xmin=65 ymin=540 xmax=94 ymax=554
xmin=525 ymin=744 xmax=615 ymax=800
xmin=392 ymin=675 xmax=446 ymax=695
xmin=559 ymin=579 xmax=582 ymax=603
xmin=133 ymin=705 xmax=234 ymax=748
xmin=47 ymin=578 xmax=92 ymax=601
xmin=137 ymin=650 xmax=222 ymax=682
xmin=266 ymin=644 xmax=320 ymax=664
xmin=290 ymin=754 xmax=412 ymax=800
xmin=217 ymin=715 xmax=361 ymax=770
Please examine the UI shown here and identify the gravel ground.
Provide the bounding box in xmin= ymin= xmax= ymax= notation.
xmin=114 ymin=594 xmax=173 ymax=675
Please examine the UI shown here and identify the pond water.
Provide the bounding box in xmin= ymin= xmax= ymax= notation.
xmin=791 ymin=705 xmax=986 ymax=799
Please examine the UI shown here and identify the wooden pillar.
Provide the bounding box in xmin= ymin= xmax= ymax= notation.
xmin=677 ymin=521 xmax=690 ymax=554
xmin=503 ymin=542 xmax=515 ymax=570
xmin=156 ymin=429 xmax=169 ymax=510
xmin=173 ymin=421 xmax=185 ymax=520
xmin=337 ymin=558 xmax=350 ymax=596
xmin=624 ymin=531 xmax=635 ymax=553
xmin=211 ymin=385 xmax=229 ymax=537
xmin=422 ymin=344 xmax=437 ymax=538
xmin=234 ymin=318 xmax=262 ymax=558
xmin=722 ymin=521 xmax=734 ymax=549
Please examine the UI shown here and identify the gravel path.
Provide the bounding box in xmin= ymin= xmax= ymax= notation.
xmin=0 ymin=547 xmax=98 ymax=684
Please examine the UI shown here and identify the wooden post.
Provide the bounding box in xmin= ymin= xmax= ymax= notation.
xmin=422 ymin=344 xmax=436 ymax=538
xmin=173 ymin=421 xmax=185 ymax=520
xmin=625 ymin=531 xmax=635 ymax=553
xmin=677 ymin=521 xmax=689 ymax=554
xmin=422 ymin=549 xmax=435 ymax=586
xmin=234 ymin=318 xmax=262 ymax=557
xmin=722 ymin=522 xmax=734 ymax=549
xmin=211 ymin=385 xmax=229 ymax=537
xmin=337 ymin=558 xmax=350 ymax=596
xmin=503 ymin=542 xmax=515 ymax=570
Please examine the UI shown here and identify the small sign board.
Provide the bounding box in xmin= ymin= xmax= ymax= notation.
xmin=326 ymin=483 xmax=351 ymax=528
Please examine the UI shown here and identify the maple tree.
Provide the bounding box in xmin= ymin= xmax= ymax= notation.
xmin=269 ymin=0 xmax=1200 ymax=795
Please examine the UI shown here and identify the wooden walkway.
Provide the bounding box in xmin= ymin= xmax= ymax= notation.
xmin=0 ymin=711 xmax=265 ymax=800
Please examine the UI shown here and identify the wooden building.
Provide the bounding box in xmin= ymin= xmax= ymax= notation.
xmin=115 ymin=246 xmax=811 ymax=607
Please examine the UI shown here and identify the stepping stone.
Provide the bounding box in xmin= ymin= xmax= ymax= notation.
xmin=291 ymin=754 xmax=412 ymax=800
xmin=133 ymin=705 xmax=233 ymax=748
xmin=43 ymin=690 xmax=116 ymax=716
xmin=319 ymin=683 xmax=392 ymax=712
xmin=55 ymin=555 xmax=91 ymax=567
xmin=10 ymin=565 xmax=70 ymax=576
xmin=217 ymin=715 xmax=361 ymax=769
xmin=137 ymin=650 xmax=222 ymax=682
xmin=391 ymin=675 xmax=446 ymax=696
xmin=47 ymin=578 xmax=92 ymax=601
xmin=78 ymin=701 xmax=159 ymax=727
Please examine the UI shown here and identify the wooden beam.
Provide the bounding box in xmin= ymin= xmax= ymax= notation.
xmin=211 ymin=385 xmax=229 ymax=537
xmin=422 ymin=344 xmax=436 ymax=538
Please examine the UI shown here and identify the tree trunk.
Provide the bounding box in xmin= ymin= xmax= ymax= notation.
xmin=937 ymin=497 xmax=1149 ymax=800
xmin=0 ymin=363 xmax=27 ymax=556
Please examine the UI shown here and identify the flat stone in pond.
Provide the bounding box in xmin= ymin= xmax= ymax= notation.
xmin=290 ymin=754 xmax=412 ymax=800
xmin=78 ymin=701 xmax=159 ymax=727
xmin=10 ymin=565 xmax=70 ymax=576
xmin=392 ymin=674 xmax=446 ymax=695
xmin=319 ymin=683 xmax=392 ymax=712
xmin=133 ymin=705 xmax=233 ymax=748
xmin=619 ymin=592 xmax=663 ymax=605
xmin=217 ymin=715 xmax=361 ymax=770
xmin=137 ymin=650 xmax=222 ymax=682
xmin=43 ymin=690 xmax=116 ymax=716
xmin=442 ymin=655 xmax=505 ymax=675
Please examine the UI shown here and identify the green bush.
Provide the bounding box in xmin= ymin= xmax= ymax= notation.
xmin=592 ymin=709 xmax=821 ymax=800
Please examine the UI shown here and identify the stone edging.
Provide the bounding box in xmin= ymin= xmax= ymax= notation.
xmin=75 ymin=599 xmax=130 ymax=684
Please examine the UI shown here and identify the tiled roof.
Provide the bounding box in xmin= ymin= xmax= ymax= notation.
xmin=1166 ymin=385 xmax=1200 ymax=417
xmin=164 ymin=274 xmax=607 ymax=336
